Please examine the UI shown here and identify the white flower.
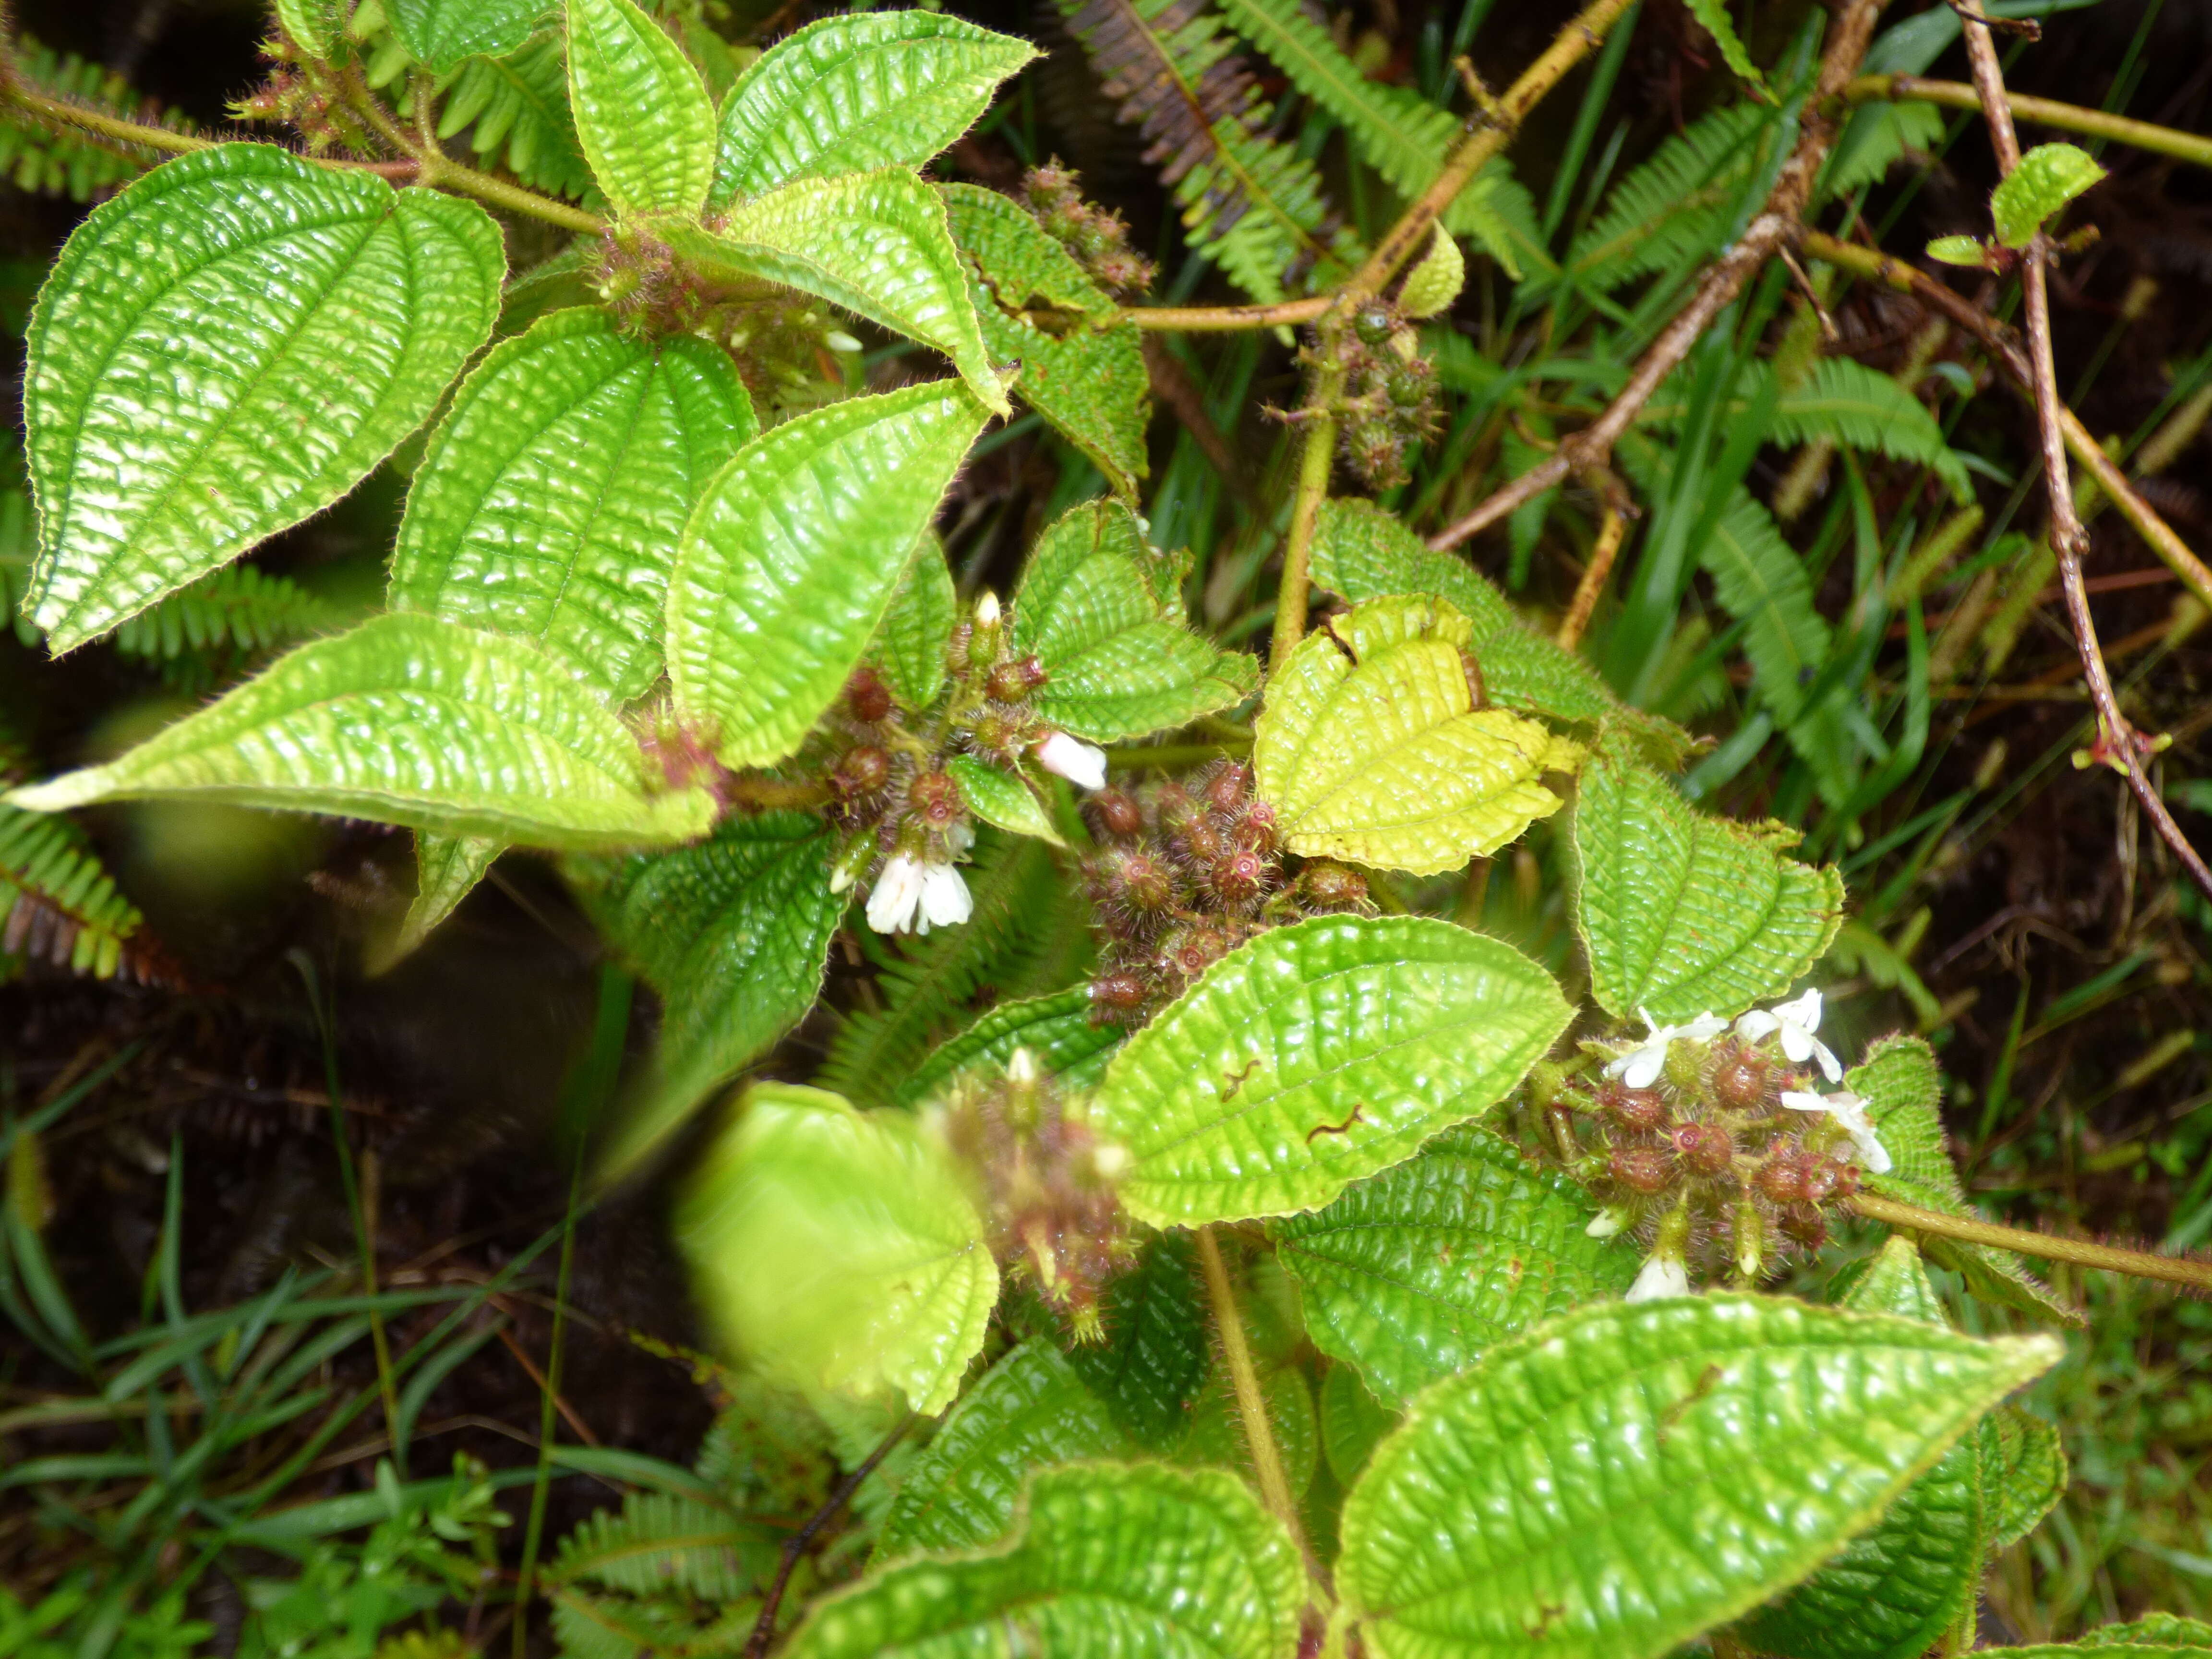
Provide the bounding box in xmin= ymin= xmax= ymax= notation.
xmin=1034 ymin=731 xmax=1109 ymax=791
xmin=1624 ymin=1251 xmax=1693 ymax=1304
xmin=974 ymin=590 xmax=1001 ymax=630
xmin=1586 ymin=1206 xmax=1630 ymax=1240
xmin=1603 ymin=1007 xmax=1728 ymax=1090
xmin=866 ymin=855 xmax=973 ymax=936
xmin=824 ymin=330 xmax=862 ymax=353
xmin=1735 ymin=988 xmax=1842 ymax=1082
xmin=1779 ymin=1088 xmax=1892 ymax=1174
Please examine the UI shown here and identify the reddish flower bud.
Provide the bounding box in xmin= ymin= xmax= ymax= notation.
xmin=831 ymin=745 xmax=890 ymax=797
xmin=1201 ymin=761 xmax=1250 ymax=813
xmin=1296 ymin=860 xmax=1368 ymax=910
xmin=1599 ymin=1081 xmax=1670 ymax=1133
xmin=1753 ymin=1152 xmax=1810 ymax=1205
xmin=1209 ymin=846 xmax=1268 ymax=904
xmin=1671 ymin=1120 xmax=1735 ymax=1176
xmin=1709 ymin=1042 xmax=1771 ymax=1113
xmin=845 ymin=666 xmax=893 ymax=723
xmin=1177 ymin=816 xmax=1227 ymax=863
xmin=1609 ymin=1145 xmax=1674 ymax=1194
xmin=985 ymin=655 xmax=1050 ymax=703
xmin=1088 ymin=787 xmax=1145 ymax=839
xmin=908 ymin=769 xmax=962 ymax=826
xmin=1090 ymin=973 xmax=1150 ymax=1011
xmin=1100 ymin=850 xmax=1176 ymax=914
xmin=1234 ymin=800 xmax=1279 ymax=852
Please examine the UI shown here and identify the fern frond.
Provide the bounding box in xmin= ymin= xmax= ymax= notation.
xmin=0 ymin=35 xmax=193 ymax=201
xmin=434 ymin=36 xmax=595 ymax=203
xmin=1758 ymin=358 xmax=1973 ymax=503
xmin=0 ymin=805 xmax=170 ymax=982
xmin=1567 ymin=102 xmax=1769 ymax=291
xmin=1683 ymin=0 xmax=1768 ymax=92
xmin=548 ymin=1494 xmax=767 ymax=1602
xmin=548 ymin=1587 xmax=751 ymax=1659
xmin=110 ymin=565 xmax=338 ymax=666
xmin=1051 ymin=0 xmax=1357 ymax=301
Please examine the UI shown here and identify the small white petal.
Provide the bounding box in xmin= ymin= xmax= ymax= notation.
xmin=1809 ymin=1036 xmax=1844 ymax=1084
xmin=944 ymin=820 xmax=975 ymax=856
xmin=1681 ymin=1012 xmax=1729 ymax=1043
xmin=1776 ymin=987 xmax=1825 ymax=1032
xmin=1847 ymin=1128 xmax=1894 ymax=1174
xmin=865 ymin=855 xmax=926 ymax=934
xmin=829 ymin=862 xmax=857 ymax=895
xmin=1735 ymin=1009 xmax=1781 ymax=1042
xmin=1586 ymin=1207 xmax=1629 ymax=1239
xmin=1779 ymin=1023 xmax=1816 ymax=1065
xmin=824 ymin=330 xmax=862 ymax=352
xmin=1624 ymin=1254 xmax=1693 ymax=1304
xmin=1034 ymin=732 xmax=1108 ymax=791
xmin=1621 ymin=1046 xmax=1667 ymax=1090
xmin=917 ymin=863 xmax=973 ymax=932
xmin=974 ymin=591 xmax=1001 ymax=630
xmin=1779 ymin=1090 xmax=1827 ymax=1113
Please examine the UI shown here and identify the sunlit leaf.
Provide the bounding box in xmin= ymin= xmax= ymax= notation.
xmin=946 ymin=755 xmax=1063 ymax=847
xmin=1990 ymin=142 xmax=2106 ymax=248
xmin=565 ymin=0 xmax=716 ymax=218
xmin=391 ymin=0 xmax=544 ymax=72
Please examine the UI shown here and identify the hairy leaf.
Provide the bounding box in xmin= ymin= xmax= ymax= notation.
xmin=0 ymin=34 xmax=197 ymax=203
xmin=667 ymin=380 xmax=992 ymax=768
xmin=1091 ymin=915 xmax=1572 ymax=1226
xmin=1273 ymin=1129 xmax=1635 ymax=1408
xmin=7 ymin=614 xmax=713 ymax=849
xmin=875 ymin=1341 xmax=1125 ymax=1561
xmin=391 ymin=0 xmax=543 ymax=72
xmin=713 ymin=12 xmax=1036 ymax=205
xmin=1321 ymin=1362 xmax=1401 ymax=1486
xmin=1339 ymin=1296 xmax=2063 ymax=1659
xmin=1255 ymin=596 xmax=1582 ymax=875
xmin=390 ymin=306 xmax=756 ymax=703
xmin=1990 ymin=142 xmax=2106 ymax=248
xmin=565 ymin=0 xmax=716 ymax=219
xmin=1010 ymin=500 xmax=1258 ymax=742
xmin=785 ymin=1464 xmax=1305 ymax=1659
xmin=941 ymin=183 xmax=1151 ymax=498
xmin=571 ymin=813 xmax=842 ymax=1178
xmin=865 ymin=538 xmax=957 ymax=711
xmin=894 ymin=991 xmax=1124 ymax=1110
xmin=676 ymin=1083 xmax=995 ymax=1415
xmin=947 ymin=756 xmax=1063 ymax=847
xmin=21 ymin=146 xmax=502 ymax=651
xmin=1063 ymin=1232 xmax=1211 ymax=1447
xmin=1171 ymin=1361 xmax=1319 ymax=1503
xmin=1981 ymin=1406 xmax=2066 ymax=1552
xmin=1572 ymin=750 xmax=1844 ymax=1023
xmin=387 ymin=832 xmax=500 ymax=968
xmin=2080 ymin=1617 xmax=2212 ymax=1648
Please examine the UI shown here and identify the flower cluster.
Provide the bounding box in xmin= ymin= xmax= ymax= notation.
xmin=1334 ymin=304 xmax=1441 ymax=489
xmin=1549 ymin=990 xmax=1888 ymax=1301
xmin=1022 ymin=161 xmax=1156 ymax=297
xmin=1081 ymin=761 xmax=1370 ymax=1023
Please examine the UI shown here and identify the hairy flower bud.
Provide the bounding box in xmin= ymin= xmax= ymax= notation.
xmin=1088 ymin=787 xmax=1146 ymax=840
xmin=1296 ymin=860 xmax=1368 ymax=910
xmin=1609 ymin=1145 xmax=1674 ymax=1194
xmin=908 ymin=769 xmax=962 ymax=827
xmin=986 ymin=655 xmax=1049 ymax=704
xmin=845 ymin=666 xmax=893 ymax=724
xmin=1200 ymin=760 xmax=1250 ymax=813
xmin=1599 ymin=1080 xmax=1670 ymax=1133
xmin=1671 ymin=1120 xmax=1735 ymax=1177
xmin=1709 ymin=1043 xmax=1772 ymax=1112
xmin=831 ymin=745 xmax=890 ymax=797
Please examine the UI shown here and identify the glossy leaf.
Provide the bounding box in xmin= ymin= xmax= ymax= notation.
xmin=1273 ymin=1128 xmax=1635 ymax=1407
xmin=1990 ymin=142 xmax=2106 ymax=248
xmin=2081 ymin=1618 xmax=2212 ymax=1649
xmin=1982 ymin=1405 xmax=2066 ymax=1551
xmin=1979 ymin=1649 xmax=2212 ymax=1659
xmin=942 ymin=183 xmax=1151 ymax=498
xmin=892 ymin=990 xmax=1125 ymax=1110
xmin=1339 ymin=1296 xmax=2063 ymax=1659
xmin=865 ymin=537 xmax=956 ymax=711
xmin=21 ymin=146 xmax=503 ymax=651
xmin=389 ymin=306 xmax=756 ymax=704
xmin=1306 ymin=499 xmax=1691 ymax=769
xmin=275 ymin=0 xmax=339 ymax=59
xmin=663 ymin=175 xmax=1007 ymax=415
xmin=874 ymin=1341 xmax=1124 ymax=1562
xmin=1571 ymin=750 xmax=1845 ymax=1023
xmin=571 ymin=813 xmax=842 ymax=1178
xmin=713 ymin=13 xmax=1036 ymax=205
xmin=391 ymin=0 xmax=544 ymax=72
xmin=1321 ymin=1362 xmax=1402 ymax=1487
xmin=784 ymin=1464 xmax=1305 ymax=1659
xmin=666 ymin=381 xmax=992 ymax=768
xmin=675 ymin=1083 xmax=995 ymax=1415
xmin=1738 ymin=1240 xmax=1986 ymax=1659
xmin=1091 ymin=915 xmax=1572 ymax=1226
xmin=1010 ymin=501 xmax=1259 ymax=743
xmin=565 ymin=0 xmax=716 ymax=218
xmin=6 ymin=614 xmax=714 ymax=849
xmin=386 ymin=832 xmax=500 ymax=968
xmin=1255 ymin=596 xmax=1582 ymax=876
xmin=1063 ymin=1232 xmax=1211 ymax=1447
xmin=946 ymin=755 xmax=1063 ymax=847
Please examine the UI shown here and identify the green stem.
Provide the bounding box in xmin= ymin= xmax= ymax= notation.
xmin=1272 ymin=381 xmax=1342 ymax=665
xmin=1104 ymin=739 xmax=1251 ymax=771
xmin=415 ymin=151 xmax=606 ymax=234
xmin=1849 ymin=1191 xmax=2212 ymax=1291
xmin=1194 ymin=1226 xmax=1307 ymax=1556
xmin=1120 ymin=297 xmax=1334 ymax=331
xmin=0 ymin=80 xmax=209 ymax=156
xmin=1847 ymin=73 xmax=2212 ymax=171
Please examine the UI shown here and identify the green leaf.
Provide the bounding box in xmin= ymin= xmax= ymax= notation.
xmin=1171 ymin=1361 xmax=1319 ymax=1503
xmin=1306 ymin=499 xmax=1690 ymax=768
xmin=865 ymin=537 xmax=956 ymax=711
xmin=1974 ymin=1649 xmax=2212 ymax=1659
xmin=1254 ymin=595 xmax=1582 ymax=876
xmin=1850 ymin=1034 xmax=2081 ymax=1325
xmin=437 ymin=37 xmax=594 ymax=203
xmin=1062 ymin=1232 xmax=1210 ymax=1447
xmin=663 ymin=174 xmax=1009 ymax=415
xmin=1398 ymin=227 xmax=1464 ymax=319
xmin=1981 ymin=1405 xmax=2065 ymax=1552
xmin=875 ymin=1341 xmax=1125 ymax=1561
xmin=893 ymin=990 xmax=1125 ymax=1111
xmin=1570 ymin=750 xmax=1844 ymax=1023
xmin=712 ymin=12 xmax=1036 ymax=206
xmin=391 ymin=0 xmax=544 ymax=72
xmin=1321 ymin=1361 xmax=1401 ymax=1487
xmin=1010 ymin=500 xmax=1258 ymax=742
xmin=1090 ymin=915 xmax=1571 ymax=1226
xmin=548 ymin=1492 xmax=772 ymax=1599
xmin=946 ymin=756 xmax=1063 ymax=847
xmin=941 ymin=183 xmax=1151 ymax=499
xmin=275 ymin=0 xmax=340 ymax=60
xmin=571 ymin=812 xmax=842 ymax=1179
xmin=1990 ymin=142 xmax=2106 ymax=248
xmin=1339 ymin=1296 xmax=2064 ymax=1659
xmin=1273 ymin=1128 xmax=1635 ymax=1409
xmin=389 ymin=305 xmax=756 ymax=704
xmin=1925 ymin=234 xmax=1993 ymax=269
xmin=6 ymin=614 xmax=713 ymax=849
xmin=675 ymin=1082 xmax=995 ymax=1415
xmin=1737 ymin=1240 xmax=1986 ymax=1659
xmin=564 ymin=0 xmax=715 ymax=219
xmin=1684 ymin=0 xmax=1768 ymax=89
xmin=385 ymin=832 xmax=500 ymax=968
xmin=0 ymin=803 xmax=152 ymax=981
xmin=21 ymin=146 xmax=503 ymax=651
xmin=667 ymin=380 xmax=992 ymax=769
xmin=785 ymin=1464 xmax=1306 ymax=1659
xmin=2082 ymin=1618 xmax=2212 ymax=1648
xmin=1568 ymin=102 xmax=1767 ymax=293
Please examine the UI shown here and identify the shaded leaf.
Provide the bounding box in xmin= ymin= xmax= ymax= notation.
xmin=565 ymin=0 xmax=716 ymax=218
xmin=385 ymin=832 xmax=500 ymax=969
xmin=865 ymin=538 xmax=956 ymax=711
xmin=1063 ymin=1231 xmax=1211 ymax=1448
xmin=391 ymin=0 xmax=544 ymax=72
xmin=946 ymin=755 xmax=1063 ymax=846
xmin=1981 ymin=1405 xmax=2066 ymax=1552
xmin=1684 ymin=0 xmax=1768 ymax=90
xmin=1320 ymin=1362 xmax=1401 ymax=1487
xmin=893 ymin=990 xmax=1125 ymax=1110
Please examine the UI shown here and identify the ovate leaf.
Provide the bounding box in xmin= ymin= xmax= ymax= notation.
xmin=389 ymin=305 xmax=756 ymax=704
xmin=893 ymin=990 xmax=1125 ymax=1110
xmin=865 ymin=538 xmax=957 ymax=711
xmin=667 ymin=381 xmax=991 ymax=768
xmin=565 ymin=0 xmax=716 ymax=219
xmin=1254 ymin=595 xmax=1581 ymax=876
xmin=1062 ymin=1231 xmax=1210 ymax=1447
xmin=785 ymin=1464 xmax=1304 ymax=1659
xmin=571 ymin=812 xmax=842 ymax=1178
xmin=391 ymin=0 xmax=544 ymax=72
xmin=664 ymin=174 xmax=1008 ymax=415
xmin=1273 ymin=1128 xmax=1635 ymax=1408
xmin=1990 ymin=142 xmax=2106 ymax=248
xmin=6 ymin=614 xmax=713 ymax=849
xmin=713 ymin=13 xmax=1036 ymax=204
xmin=946 ymin=756 xmax=1063 ymax=847
xmin=22 ymin=146 xmax=503 ymax=651
xmin=1010 ymin=501 xmax=1258 ymax=742
xmin=1571 ymin=750 xmax=1844 ymax=1023
xmin=874 ymin=1341 xmax=1125 ymax=1561
xmin=1090 ymin=915 xmax=1571 ymax=1226
xmin=1339 ymin=1296 xmax=2063 ymax=1659
xmin=675 ymin=1083 xmax=995 ymax=1414
xmin=941 ymin=183 xmax=1151 ymax=499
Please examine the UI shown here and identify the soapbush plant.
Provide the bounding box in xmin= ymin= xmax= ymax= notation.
xmin=4 ymin=0 xmax=2212 ymax=1655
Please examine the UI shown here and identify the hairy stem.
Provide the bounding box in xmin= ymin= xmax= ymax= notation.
xmin=1850 ymin=1191 xmax=2212 ymax=1292
xmin=1847 ymin=73 xmax=2212 ymax=171
xmin=0 ymin=78 xmax=208 ymax=156
xmin=1195 ymin=1226 xmax=1307 ymax=1556
xmin=1123 ymin=297 xmax=1334 ymax=331
xmin=1557 ymin=502 xmax=1628 ymax=650
xmin=1273 ymin=380 xmax=1342 ymax=663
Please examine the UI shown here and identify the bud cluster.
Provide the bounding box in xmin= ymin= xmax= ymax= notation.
xmin=589 ymin=229 xmax=711 ymax=339
xmin=1023 ymin=161 xmax=1156 ymax=297
xmin=232 ymin=37 xmax=373 ymax=154
xmin=1081 ymin=761 xmax=1370 ymax=1023
xmin=931 ymin=1051 xmax=1134 ymax=1341
xmin=1335 ymin=304 xmax=1441 ymax=489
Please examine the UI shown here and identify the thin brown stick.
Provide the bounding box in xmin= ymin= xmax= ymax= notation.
xmin=1850 ymin=1191 xmax=2212 ymax=1292
xmin=744 ymin=1415 xmax=914 ymax=1659
xmin=1557 ymin=504 xmax=1628 ymax=650
xmin=492 ymin=1323 xmax=600 ymax=1448
xmin=1428 ymin=0 xmax=1893 ymax=553
xmin=1846 ymin=74 xmax=2212 ymax=171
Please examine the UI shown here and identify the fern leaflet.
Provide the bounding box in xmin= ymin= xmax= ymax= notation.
xmin=0 ymin=36 xmax=193 ymax=201
xmin=1758 ymin=358 xmax=1973 ymax=503
xmin=1567 ymin=102 xmax=1769 ymax=291
xmin=548 ymin=1494 xmax=770 ymax=1602
xmin=434 ymin=36 xmax=596 ymax=203
xmin=0 ymin=805 xmax=165 ymax=982
xmin=1684 ymin=0 xmax=1768 ymax=92
xmin=110 ymin=565 xmax=339 ymax=680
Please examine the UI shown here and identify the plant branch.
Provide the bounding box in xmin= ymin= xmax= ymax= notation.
xmin=1272 ymin=381 xmax=1342 ymax=664
xmin=1846 ymin=74 xmax=2212 ymax=171
xmin=339 ymin=68 xmax=605 ymax=234
xmin=0 ymin=77 xmax=209 ymax=156
xmin=1428 ymin=0 xmax=1893 ymax=553
xmin=1122 ymin=297 xmax=1334 ymax=331
xmin=1195 ymin=1226 xmax=1307 ymax=1557
xmin=1850 ymin=1191 xmax=2212 ymax=1292
xmin=1558 ymin=502 xmax=1628 ymax=650
xmin=744 ymin=1413 xmax=915 ymax=1659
